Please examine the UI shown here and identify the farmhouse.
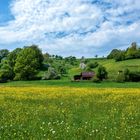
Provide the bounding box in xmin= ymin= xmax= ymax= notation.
xmin=73 ymin=72 xmax=94 ymax=81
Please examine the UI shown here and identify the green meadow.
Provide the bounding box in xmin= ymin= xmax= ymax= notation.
xmin=0 ymin=58 xmax=140 ymax=139
xmin=69 ymin=58 xmax=140 ymax=81
xmin=0 ymin=86 xmax=140 ymax=140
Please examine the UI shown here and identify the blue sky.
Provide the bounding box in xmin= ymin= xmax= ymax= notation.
xmin=0 ymin=0 xmax=14 ymax=25
xmin=0 ymin=0 xmax=140 ymax=57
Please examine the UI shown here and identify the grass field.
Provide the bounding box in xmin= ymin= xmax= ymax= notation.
xmin=1 ymin=80 xmax=140 ymax=88
xmin=69 ymin=59 xmax=140 ymax=80
xmin=0 ymin=83 xmax=140 ymax=139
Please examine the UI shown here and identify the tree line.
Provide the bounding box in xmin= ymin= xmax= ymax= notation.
xmin=0 ymin=45 xmax=79 ymax=82
xmin=0 ymin=42 xmax=140 ymax=83
xmin=0 ymin=45 xmax=44 ymax=82
xmin=107 ymin=42 xmax=140 ymax=61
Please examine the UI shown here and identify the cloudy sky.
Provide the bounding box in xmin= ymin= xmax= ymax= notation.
xmin=0 ymin=0 xmax=140 ymax=57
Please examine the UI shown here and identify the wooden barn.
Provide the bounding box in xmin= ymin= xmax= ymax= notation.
xmin=73 ymin=72 xmax=94 ymax=81
xmin=81 ymin=72 xmax=94 ymax=80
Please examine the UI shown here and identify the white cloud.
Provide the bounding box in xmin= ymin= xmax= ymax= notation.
xmin=0 ymin=0 xmax=140 ymax=57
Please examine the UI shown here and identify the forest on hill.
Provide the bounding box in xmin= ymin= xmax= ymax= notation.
xmin=107 ymin=42 xmax=140 ymax=61
xmin=0 ymin=42 xmax=140 ymax=83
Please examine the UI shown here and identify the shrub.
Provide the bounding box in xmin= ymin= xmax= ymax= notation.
xmin=87 ymin=62 xmax=98 ymax=69
xmin=92 ymin=76 xmax=101 ymax=83
xmin=0 ymin=69 xmax=12 ymax=83
xmin=85 ymin=67 xmax=93 ymax=72
xmin=116 ymin=69 xmax=140 ymax=82
xmin=64 ymin=56 xmax=77 ymax=65
xmin=96 ymin=65 xmax=108 ymax=81
xmin=57 ymin=65 xmax=67 ymax=75
xmin=116 ymin=72 xmax=125 ymax=83
xmin=42 ymin=67 xmax=61 ymax=80
xmin=129 ymin=72 xmax=140 ymax=82
xmin=115 ymin=51 xmax=125 ymax=62
xmin=0 ymin=70 xmax=8 ymax=83
xmin=0 ymin=49 xmax=9 ymax=62
xmin=124 ymin=68 xmax=130 ymax=81
xmin=0 ymin=61 xmax=14 ymax=82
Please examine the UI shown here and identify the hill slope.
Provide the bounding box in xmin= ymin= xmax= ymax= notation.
xmin=69 ymin=59 xmax=140 ymax=80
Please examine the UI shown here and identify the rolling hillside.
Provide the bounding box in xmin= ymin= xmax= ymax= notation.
xmin=69 ymin=59 xmax=140 ymax=81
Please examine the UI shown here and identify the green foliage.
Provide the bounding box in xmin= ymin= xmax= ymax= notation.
xmin=96 ymin=65 xmax=108 ymax=81
xmin=0 ymin=49 xmax=9 ymax=62
xmin=0 ymin=42 xmax=140 ymax=82
xmin=0 ymin=60 xmax=13 ymax=82
xmin=124 ymin=68 xmax=130 ymax=81
xmin=41 ymin=64 xmax=50 ymax=71
xmin=14 ymin=45 xmax=43 ymax=80
xmin=57 ymin=65 xmax=67 ymax=75
xmin=87 ymin=62 xmax=98 ymax=69
xmin=0 ymin=70 xmax=9 ymax=83
xmin=116 ymin=68 xmax=140 ymax=82
xmin=125 ymin=43 xmax=138 ymax=59
xmin=65 ymin=56 xmax=77 ymax=65
xmin=6 ymin=48 xmax=22 ymax=79
xmin=115 ymin=51 xmax=125 ymax=62
xmin=55 ymin=55 xmax=63 ymax=60
xmin=107 ymin=49 xmax=126 ymax=62
xmin=42 ymin=67 xmax=60 ymax=80
xmin=85 ymin=62 xmax=98 ymax=72
xmin=108 ymin=42 xmax=140 ymax=61
xmin=116 ymin=72 xmax=125 ymax=83
xmin=85 ymin=66 xmax=93 ymax=72
xmin=0 ymin=86 xmax=139 ymax=139
xmin=43 ymin=53 xmax=50 ymax=63
xmin=92 ymin=76 xmax=101 ymax=83
xmin=129 ymin=72 xmax=140 ymax=82
xmin=135 ymin=48 xmax=140 ymax=58
xmin=107 ymin=49 xmax=121 ymax=59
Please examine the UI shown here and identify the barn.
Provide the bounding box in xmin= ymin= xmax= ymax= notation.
xmin=81 ymin=72 xmax=94 ymax=80
xmin=73 ymin=72 xmax=94 ymax=81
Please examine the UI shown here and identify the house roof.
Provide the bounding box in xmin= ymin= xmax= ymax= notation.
xmin=81 ymin=72 xmax=94 ymax=78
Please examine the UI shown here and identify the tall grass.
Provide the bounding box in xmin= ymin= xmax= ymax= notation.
xmin=0 ymin=87 xmax=139 ymax=139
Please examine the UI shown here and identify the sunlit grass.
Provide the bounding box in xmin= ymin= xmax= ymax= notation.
xmin=0 ymin=87 xmax=140 ymax=139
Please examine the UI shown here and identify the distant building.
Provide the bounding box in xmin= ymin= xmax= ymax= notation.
xmin=73 ymin=72 xmax=95 ymax=81
xmin=81 ymin=72 xmax=94 ymax=80
xmin=79 ymin=62 xmax=86 ymax=70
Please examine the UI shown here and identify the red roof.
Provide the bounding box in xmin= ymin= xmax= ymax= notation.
xmin=81 ymin=72 xmax=94 ymax=78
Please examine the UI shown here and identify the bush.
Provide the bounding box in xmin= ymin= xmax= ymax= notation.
xmin=0 ymin=61 xmax=14 ymax=82
xmin=116 ymin=69 xmax=140 ymax=82
xmin=87 ymin=62 xmax=98 ymax=69
xmin=42 ymin=67 xmax=61 ymax=80
xmin=115 ymin=51 xmax=125 ymax=62
xmin=0 ymin=49 xmax=9 ymax=62
xmin=129 ymin=72 xmax=140 ymax=82
xmin=0 ymin=69 xmax=12 ymax=83
xmin=124 ymin=68 xmax=130 ymax=81
xmin=92 ymin=76 xmax=101 ymax=83
xmin=116 ymin=72 xmax=125 ymax=83
xmin=57 ymin=65 xmax=67 ymax=75
xmin=0 ymin=71 xmax=8 ymax=83
xmin=96 ymin=65 xmax=108 ymax=81
xmin=85 ymin=67 xmax=93 ymax=72
xmin=64 ymin=56 xmax=77 ymax=65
